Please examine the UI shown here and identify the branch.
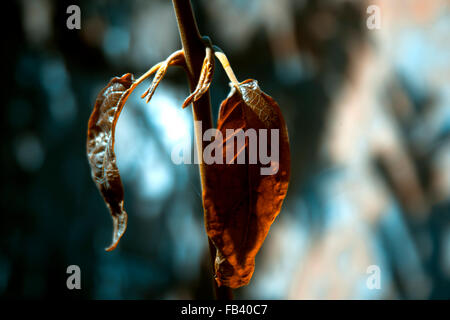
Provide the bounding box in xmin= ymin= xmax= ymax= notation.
xmin=172 ymin=0 xmax=233 ymax=300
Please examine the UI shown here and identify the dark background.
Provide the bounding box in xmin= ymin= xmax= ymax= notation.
xmin=2 ymin=0 xmax=449 ymax=299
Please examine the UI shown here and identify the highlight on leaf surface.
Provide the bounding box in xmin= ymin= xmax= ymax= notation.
xmin=87 ymin=73 xmax=135 ymax=252
xmin=203 ymin=79 xmax=290 ymax=288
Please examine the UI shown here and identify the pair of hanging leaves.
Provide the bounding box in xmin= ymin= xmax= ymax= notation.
xmin=86 ymin=46 xmax=290 ymax=288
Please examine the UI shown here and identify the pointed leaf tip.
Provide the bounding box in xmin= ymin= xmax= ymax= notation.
xmin=105 ymin=210 xmax=128 ymax=252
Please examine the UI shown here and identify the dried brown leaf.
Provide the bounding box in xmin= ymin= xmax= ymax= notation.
xmin=204 ymin=79 xmax=290 ymax=288
xmin=87 ymin=73 xmax=134 ymax=251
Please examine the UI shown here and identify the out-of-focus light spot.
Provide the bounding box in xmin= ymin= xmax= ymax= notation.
xmin=138 ymin=140 xmax=174 ymax=200
xmin=231 ymin=0 xmax=258 ymax=13
xmin=275 ymin=54 xmax=305 ymax=84
xmin=130 ymin=1 xmax=179 ymax=68
xmin=115 ymin=108 xmax=142 ymax=178
xmin=103 ymin=27 xmax=130 ymax=59
xmin=115 ymin=85 xmax=190 ymax=208
xmin=118 ymin=124 xmax=175 ymax=202
xmin=40 ymin=58 xmax=77 ymax=125
xmin=48 ymin=89 xmax=77 ymax=125
xmin=142 ymin=88 xmax=192 ymax=152
xmin=40 ymin=59 xmax=69 ymax=96
xmin=81 ymin=16 xmax=106 ymax=48
xmin=394 ymin=19 xmax=449 ymax=101
xmin=14 ymin=133 xmax=45 ymax=172
xmin=41 ymin=58 xmax=77 ymax=125
xmin=20 ymin=0 xmax=52 ymax=46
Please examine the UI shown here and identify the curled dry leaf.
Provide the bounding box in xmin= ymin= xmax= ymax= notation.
xmin=87 ymin=73 xmax=134 ymax=251
xmin=182 ymin=45 xmax=214 ymax=109
xmin=87 ymin=49 xmax=184 ymax=252
xmin=204 ymin=79 xmax=290 ymax=288
xmin=141 ymin=50 xmax=185 ymax=103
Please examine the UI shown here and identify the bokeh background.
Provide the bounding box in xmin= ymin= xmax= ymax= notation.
xmin=2 ymin=0 xmax=449 ymax=299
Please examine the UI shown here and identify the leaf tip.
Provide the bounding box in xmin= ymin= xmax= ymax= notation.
xmin=182 ymin=95 xmax=193 ymax=109
xmin=104 ymin=210 xmax=128 ymax=252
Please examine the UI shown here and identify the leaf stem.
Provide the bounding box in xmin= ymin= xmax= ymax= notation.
xmin=131 ymin=62 xmax=162 ymax=91
xmin=172 ymin=0 xmax=233 ymax=300
xmin=213 ymin=47 xmax=240 ymax=87
xmin=132 ymin=49 xmax=185 ymax=93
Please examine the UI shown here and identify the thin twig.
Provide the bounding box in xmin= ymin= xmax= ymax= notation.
xmin=172 ymin=0 xmax=233 ymax=300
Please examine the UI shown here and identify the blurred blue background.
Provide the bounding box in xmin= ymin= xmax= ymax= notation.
xmin=2 ymin=0 xmax=449 ymax=299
